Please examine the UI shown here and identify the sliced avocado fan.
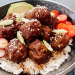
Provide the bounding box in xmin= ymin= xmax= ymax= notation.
xmin=6 ymin=2 xmax=34 ymax=15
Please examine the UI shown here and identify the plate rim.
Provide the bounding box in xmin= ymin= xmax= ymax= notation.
xmin=0 ymin=0 xmax=75 ymax=75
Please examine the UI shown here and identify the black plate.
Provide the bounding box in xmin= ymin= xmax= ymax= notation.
xmin=0 ymin=0 xmax=75 ymax=75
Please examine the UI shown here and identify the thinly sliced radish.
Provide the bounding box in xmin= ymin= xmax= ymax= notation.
xmin=0 ymin=49 xmax=5 ymax=58
xmin=0 ymin=38 xmax=8 ymax=49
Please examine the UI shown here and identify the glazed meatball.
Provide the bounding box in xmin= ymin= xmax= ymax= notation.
xmin=29 ymin=39 xmax=51 ymax=64
xmin=20 ymin=19 xmax=42 ymax=42
xmin=49 ymin=16 xmax=59 ymax=29
xmin=25 ymin=5 xmax=51 ymax=25
xmin=51 ymin=33 xmax=70 ymax=51
xmin=5 ymin=38 xmax=28 ymax=62
xmin=16 ymin=21 xmax=25 ymax=30
xmin=42 ymin=25 xmax=52 ymax=42
xmin=0 ymin=24 xmax=15 ymax=40
xmin=4 ymin=13 xmax=16 ymax=22
xmin=0 ymin=13 xmax=18 ymax=39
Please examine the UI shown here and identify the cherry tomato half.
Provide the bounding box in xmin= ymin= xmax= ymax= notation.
xmin=51 ymin=10 xmax=59 ymax=17
xmin=57 ymin=14 xmax=67 ymax=23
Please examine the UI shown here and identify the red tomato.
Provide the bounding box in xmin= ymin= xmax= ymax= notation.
xmin=56 ymin=23 xmax=75 ymax=37
xmin=55 ymin=23 xmax=69 ymax=31
xmin=68 ymin=25 xmax=75 ymax=37
xmin=51 ymin=10 xmax=59 ymax=17
xmin=0 ymin=38 xmax=8 ymax=49
xmin=57 ymin=14 xmax=67 ymax=23
xmin=64 ymin=21 xmax=72 ymax=26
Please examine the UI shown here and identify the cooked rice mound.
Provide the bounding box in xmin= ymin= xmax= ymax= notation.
xmin=0 ymin=57 xmax=23 ymax=74
xmin=0 ymin=45 xmax=71 ymax=75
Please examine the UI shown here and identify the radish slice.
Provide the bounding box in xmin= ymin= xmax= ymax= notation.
xmin=0 ymin=49 xmax=5 ymax=58
xmin=0 ymin=38 xmax=8 ymax=49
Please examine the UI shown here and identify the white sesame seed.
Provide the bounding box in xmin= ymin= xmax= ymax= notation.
xmin=37 ymin=29 xmax=40 ymax=30
xmin=28 ymin=27 xmax=30 ymax=30
xmin=17 ymin=51 xmax=19 ymax=52
xmin=31 ymin=29 xmax=33 ymax=31
xmin=26 ymin=26 xmax=28 ymax=27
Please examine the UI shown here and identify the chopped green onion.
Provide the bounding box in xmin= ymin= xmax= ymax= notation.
xmin=16 ymin=13 xmax=25 ymax=21
xmin=17 ymin=31 xmax=25 ymax=44
xmin=52 ymin=29 xmax=67 ymax=34
xmin=43 ymin=40 xmax=53 ymax=51
xmin=21 ymin=18 xmax=30 ymax=23
xmin=50 ymin=12 xmax=55 ymax=17
xmin=0 ymin=20 xmax=13 ymax=26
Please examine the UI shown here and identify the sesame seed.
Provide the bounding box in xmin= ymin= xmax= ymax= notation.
xmin=17 ymin=51 xmax=19 ymax=52
xmin=21 ymin=23 xmax=23 ymax=25
xmin=37 ymin=29 xmax=40 ymax=30
xmin=26 ymin=26 xmax=28 ymax=27
xmin=31 ymin=29 xmax=33 ymax=31
xmin=20 ymin=48 xmax=22 ymax=50
xmin=28 ymin=28 xmax=30 ymax=30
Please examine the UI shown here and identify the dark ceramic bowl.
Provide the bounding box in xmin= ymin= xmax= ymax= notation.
xmin=0 ymin=0 xmax=75 ymax=75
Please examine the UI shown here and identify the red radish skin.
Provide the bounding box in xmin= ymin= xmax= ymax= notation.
xmin=0 ymin=49 xmax=5 ymax=58
xmin=0 ymin=38 xmax=8 ymax=49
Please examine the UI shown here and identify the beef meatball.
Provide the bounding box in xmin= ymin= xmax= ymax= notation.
xmin=15 ymin=21 xmax=25 ymax=30
xmin=42 ymin=25 xmax=52 ymax=42
xmin=49 ymin=16 xmax=59 ymax=29
xmin=5 ymin=38 xmax=28 ymax=62
xmin=29 ymin=39 xmax=51 ymax=64
xmin=0 ymin=23 xmax=15 ymax=40
xmin=25 ymin=5 xmax=51 ymax=25
xmin=51 ymin=33 xmax=70 ymax=51
xmin=20 ymin=19 xmax=42 ymax=42
xmin=4 ymin=13 xmax=16 ymax=22
xmin=0 ymin=13 xmax=18 ymax=39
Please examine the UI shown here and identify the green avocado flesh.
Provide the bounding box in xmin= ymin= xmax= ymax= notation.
xmin=6 ymin=2 xmax=34 ymax=15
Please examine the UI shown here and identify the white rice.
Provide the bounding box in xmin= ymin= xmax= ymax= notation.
xmin=23 ymin=58 xmax=40 ymax=74
xmin=40 ymin=45 xmax=71 ymax=74
xmin=0 ymin=57 xmax=23 ymax=74
xmin=0 ymin=45 xmax=71 ymax=75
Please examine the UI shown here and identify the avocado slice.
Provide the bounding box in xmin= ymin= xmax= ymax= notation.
xmin=10 ymin=2 xmax=28 ymax=7
xmin=6 ymin=2 xmax=34 ymax=15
